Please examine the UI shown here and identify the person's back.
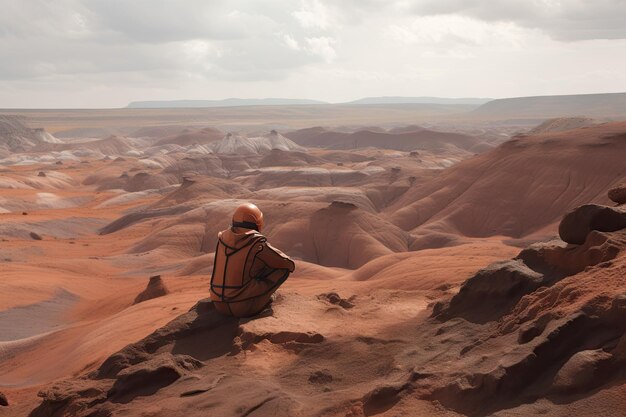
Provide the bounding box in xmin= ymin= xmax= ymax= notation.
xmin=210 ymin=203 xmax=295 ymax=317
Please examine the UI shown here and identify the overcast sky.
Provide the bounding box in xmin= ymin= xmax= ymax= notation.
xmin=1 ymin=0 xmax=626 ymax=108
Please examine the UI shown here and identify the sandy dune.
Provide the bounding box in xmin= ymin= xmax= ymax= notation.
xmin=390 ymin=122 xmax=626 ymax=240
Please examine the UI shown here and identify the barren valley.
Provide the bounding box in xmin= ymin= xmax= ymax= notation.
xmin=0 ymin=102 xmax=625 ymax=417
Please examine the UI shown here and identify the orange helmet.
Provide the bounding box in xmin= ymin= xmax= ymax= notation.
xmin=232 ymin=203 xmax=264 ymax=232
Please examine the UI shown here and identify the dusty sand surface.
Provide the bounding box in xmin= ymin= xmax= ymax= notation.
xmin=0 ymin=115 xmax=625 ymax=416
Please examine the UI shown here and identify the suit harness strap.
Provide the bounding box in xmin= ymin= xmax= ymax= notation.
xmin=232 ymin=221 xmax=259 ymax=231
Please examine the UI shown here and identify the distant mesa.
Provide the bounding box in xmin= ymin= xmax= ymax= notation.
xmin=126 ymin=98 xmax=327 ymax=109
xmin=345 ymin=96 xmax=492 ymax=105
xmin=472 ymin=92 xmax=626 ymax=119
xmin=125 ymin=96 xmax=495 ymax=109
xmin=134 ymin=275 xmax=169 ymax=304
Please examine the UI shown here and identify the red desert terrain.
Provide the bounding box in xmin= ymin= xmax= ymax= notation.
xmin=0 ymin=112 xmax=625 ymax=417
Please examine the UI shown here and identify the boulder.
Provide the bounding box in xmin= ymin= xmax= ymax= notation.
xmin=517 ymin=232 xmax=620 ymax=277
xmin=437 ymin=259 xmax=544 ymax=323
xmin=608 ymin=184 xmax=626 ymax=205
xmin=0 ymin=391 xmax=7 ymax=406
xmin=133 ymin=275 xmax=169 ymax=304
xmin=317 ymin=292 xmax=354 ymax=309
xmin=308 ymin=370 xmax=333 ymax=384
xmin=552 ymin=349 xmax=613 ymax=394
xmin=559 ymin=204 xmax=626 ymax=244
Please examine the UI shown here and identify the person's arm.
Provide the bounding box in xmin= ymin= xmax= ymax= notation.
xmin=257 ymin=241 xmax=295 ymax=272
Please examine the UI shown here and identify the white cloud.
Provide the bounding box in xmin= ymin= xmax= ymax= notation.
xmin=283 ymin=34 xmax=301 ymax=50
xmin=305 ymin=36 xmax=336 ymax=62
xmin=386 ymin=15 xmax=533 ymax=48
xmin=1 ymin=0 xmax=626 ymax=107
xmin=409 ymin=0 xmax=626 ymax=41
xmin=292 ymin=0 xmax=332 ymax=30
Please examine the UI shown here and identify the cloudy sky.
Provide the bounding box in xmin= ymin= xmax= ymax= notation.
xmin=1 ymin=0 xmax=626 ymax=108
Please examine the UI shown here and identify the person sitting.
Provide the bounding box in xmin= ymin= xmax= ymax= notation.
xmin=210 ymin=203 xmax=295 ymax=317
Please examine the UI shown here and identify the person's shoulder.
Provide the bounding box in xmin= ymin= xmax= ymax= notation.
xmin=252 ymin=231 xmax=267 ymax=242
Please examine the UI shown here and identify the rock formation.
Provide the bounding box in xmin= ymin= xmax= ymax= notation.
xmin=133 ymin=275 xmax=170 ymax=304
xmin=609 ymin=183 xmax=626 ymax=205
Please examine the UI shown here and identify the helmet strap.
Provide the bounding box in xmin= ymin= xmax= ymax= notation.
xmin=232 ymin=220 xmax=259 ymax=231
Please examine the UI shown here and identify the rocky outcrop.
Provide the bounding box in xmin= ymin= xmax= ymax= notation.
xmin=133 ymin=275 xmax=169 ymax=304
xmin=559 ymin=204 xmax=626 ymax=244
xmin=608 ymin=183 xmax=626 ymax=205
xmin=434 ymin=222 xmax=623 ymax=325
xmin=29 ymin=298 xmax=328 ymax=416
xmin=29 ymin=300 xmax=233 ymax=416
xmin=0 ymin=115 xmax=60 ymax=153
xmin=107 ymin=354 xmax=203 ymax=403
xmin=427 ymin=198 xmax=626 ymax=416
xmin=435 ymin=259 xmax=544 ymax=323
xmin=551 ymin=349 xmax=614 ymax=394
